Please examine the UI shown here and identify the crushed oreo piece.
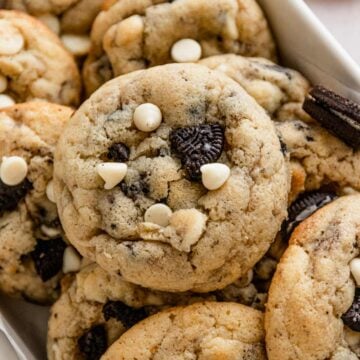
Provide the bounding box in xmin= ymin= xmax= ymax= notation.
xmin=303 ymin=85 xmax=360 ymax=149
xmin=0 ymin=179 xmax=32 ymax=214
xmin=31 ymin=238 xmax=66 ymax=281
xmin=78 ymin=325 xmax=107 ymax=360
xmin=102 ymin=301 xmax=148 ymax=329
xmin=170 ymin=124 xmax=224 ymax=179
xmin=281 ymin=191 xmax=337 ymax=241
xmin=107 ymin=142 xmax=130 ymax=162
xmin=120 ymin=178 xmax=149 ymax=200
xmin=342 ymin=288 xmax=360 ymax=332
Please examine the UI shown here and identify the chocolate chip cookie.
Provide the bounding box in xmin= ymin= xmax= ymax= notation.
xmin=199 ymin=54 xmax=310 ymax=121
xmin=1 ymin=0 xmax=103 ymax=57
xmin=83 ymin=0 xmax=276 ymax=95
xmin=102 ymin=301 xmax=266 ymax=360
xmin=54 ymin=63 xmax=289 ymax=292
xmin=265 ymin=195 xmax=360 ymax=359
xmin=0 ymin=10 xmax=81 ymax=107
xmin=0 ymin=102 xmax=76 ymax=304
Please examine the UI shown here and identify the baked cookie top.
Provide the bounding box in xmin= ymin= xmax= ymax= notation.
xmin=48 ymin=263 xmax=215 ymax=360
xmin=0 ymin=102 xmax=77 ymax=304
xmin=0 ymin=10 xmax=81 ymax=107
xmin=54 ymin=63 xmax=289 ymax=292
xmin=83 ymin=0 xmax=276 ymax=94
xmin=102 ymin=301 xmax=266 ymax=360
xmin=1 ymin=0 xmax=103 ymax=57
xmin=199 ymin=54 xmax=310 ymax=121
xmin=265 ymin=195 xmax=360 ymax=359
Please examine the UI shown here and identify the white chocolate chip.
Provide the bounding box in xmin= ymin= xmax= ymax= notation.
xmin=0 ymin=156 xmax=28 ymax=186
xmin=171 ymin=39 xmax=202 ymax=63
xmin=46 ymin=180 xmax=56 ymax=203
xmin=41 ymin=225 xmax=61 ymax=238
xmin=0 ymin=94 xmax=15 ymax=109
xmin=200 ymin=163 xmax=230 ymax=190
xmin=145 ymin=203 xmax=173 ymax=227
xmin=350 ymin=258 xmax=360 ymax=286
xmin=62 ymin=246 xmax=82 ymax=274
xmin=97 ymin=162 xmax=127 ymax=190
xmin=61 ymin=34 xmax=91 ymax=56
xmin=133 ymin=103 xmax=162 ymax=132
xmin=0 ymin=75 xmax=7 ymax=93
xmin=0 ymin=20 xmax=24 ymax=55
xmin=37 ymin=14 xmax=60 ymax=35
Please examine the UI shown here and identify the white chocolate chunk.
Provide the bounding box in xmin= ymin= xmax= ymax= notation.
xmin=61 ymin=34 xmax=91 ymax=56
xmin=133 ymin=103 xmax=162 ymax=132
xmin=62 ymin=246 xmax=82 ymax=274
xmin=41 ymin=225 xmax=61 ymax=238
xmin=171 ymin=39 xmax=202 ymax=63
xmin=97 ymin=162 xmax=127 ymax=190
xmin=200 ymin=163 xmax=230 ymax=190
xmin=46 ymin=180 xmax=56 ymax=203
xmin=350 ymin=258 xmax=360 ymax=286
xmin=0 ymin=75 xmax=7 ymax=93
xmin=0 ymin=156 xmax=28 ymax=186
xmin=145 ymin=203 xmax=173 ymax=227
xmin=37 ymin=14 xmax=60 ymax=35
xmin=0 ymin=20 xmax=24 ymax=55
xmin=0 ymin=94 xmax=15 ymax=109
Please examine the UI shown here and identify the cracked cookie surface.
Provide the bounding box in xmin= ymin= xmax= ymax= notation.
xmin=0 ymin=10 xmax=80 ymax=106
xmin=265 ymin=195 xmax=360 ymax=360
xmin=102 ymin=301 xmax=266 ymax=360
xmin=83 ymin=0 xmax=276 ymax=95
xmin=0 ymin=102 xmax=73 ymax=304
xmin=54 ymin=63 xmax=289 ymax=292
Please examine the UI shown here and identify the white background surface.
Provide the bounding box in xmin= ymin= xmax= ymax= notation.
xmin=306 ymin=0 xmax=360 ymax=64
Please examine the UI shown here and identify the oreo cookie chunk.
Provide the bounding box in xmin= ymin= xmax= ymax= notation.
xmin=281 ymin=191 xmax=337 ymax=241
xmin=342 ymin=288 xmax=360 ymax=332
xmin=303 ymin=85 xmax=360 ymax=148
xmin=78 ymin=325 xmax=107 ymax=360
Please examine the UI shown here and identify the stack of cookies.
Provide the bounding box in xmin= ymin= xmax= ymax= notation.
xmin=0 ymin=1 xmax=359 ymax=359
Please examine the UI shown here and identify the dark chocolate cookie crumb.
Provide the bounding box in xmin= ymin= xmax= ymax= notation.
xmin=170 ymin=124 xmax=224 ymax=179
xmin=102 ymin=301 xmax=148 ymax=329
xmin=281 ymin=191 xmax=337 ymax=241
xmin=107 ymin=143 xmax=130 ymax=162
xmin=120 ymin=179 xmax=149 ymax=200
xmin=0 ymin=178 xmax=32 ymax=214
xmin=31 ymin=238 xmax=66 ymax=281
xmin=78 ymin=325 xmax=107 ymax=360
xmin=342 ymin=288 xmax=360 ymax=332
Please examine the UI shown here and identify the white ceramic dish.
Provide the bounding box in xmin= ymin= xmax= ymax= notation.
xmin=1 ymin=0 xmax=360 ymax=359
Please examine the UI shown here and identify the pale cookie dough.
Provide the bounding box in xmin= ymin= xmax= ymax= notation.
xmin=54 ymin=64 xmax=289 ymax=292
xmin=265 ymin=195 xmax=360 ymax=359
xmin=83 ymin=0 xmax=276 ymax=95
xmin=102 ymin=302 xmax=266 ymax=360
xmin=277 ymin=119 xmax=360 ymax=201
xmin=47 ymin=263 xmax=215 ymax=360
xmin=1 ymin=0 xmax=103 ymax=56
xmin=199 ymin=54 xmax=310 ymax=121
xmin=0 ymin=10 xmax=80 ymax=106
xmin=0 ymin=102 xmax=73 ymax=304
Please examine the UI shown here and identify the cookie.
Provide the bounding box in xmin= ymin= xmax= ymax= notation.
xmin=303 ymin=85 xmax=360 ymax=149
xmin=47 ymin=263 xmax=217 ymax=360
xmin=83 ymin=0 xmax=276 ymax=95
xmin=0 ymin=102 xmax=78 ymax=304
xmin=1 ymin=0 xmax=103 ymax=57
xmin=54 ymin=63 xmax=289 ymax=292
xmin=102 ymin=301 xmax=266 ymax=360
xmin=199 ymin=54 xmax=310 ymax=121
xmin=276 ymin=119 xmax=360 ymax=201
xmin=0 ymin=10 xmax=81 ymax=107
xmin=265 ymin=195 xmax=360 ymax=359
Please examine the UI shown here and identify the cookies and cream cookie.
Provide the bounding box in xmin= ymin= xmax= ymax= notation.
xmin=54 ymin=63 xmax=289 ymax=292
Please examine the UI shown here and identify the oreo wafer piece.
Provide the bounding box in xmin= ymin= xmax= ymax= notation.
xmin=281 ymin=190 xmax=337 ymax=241
xmin=303 ymin=85 xmax=360 ymax=149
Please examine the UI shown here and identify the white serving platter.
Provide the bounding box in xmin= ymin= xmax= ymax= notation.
xmin=1 ymin=0 xmax=360 ymax=359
